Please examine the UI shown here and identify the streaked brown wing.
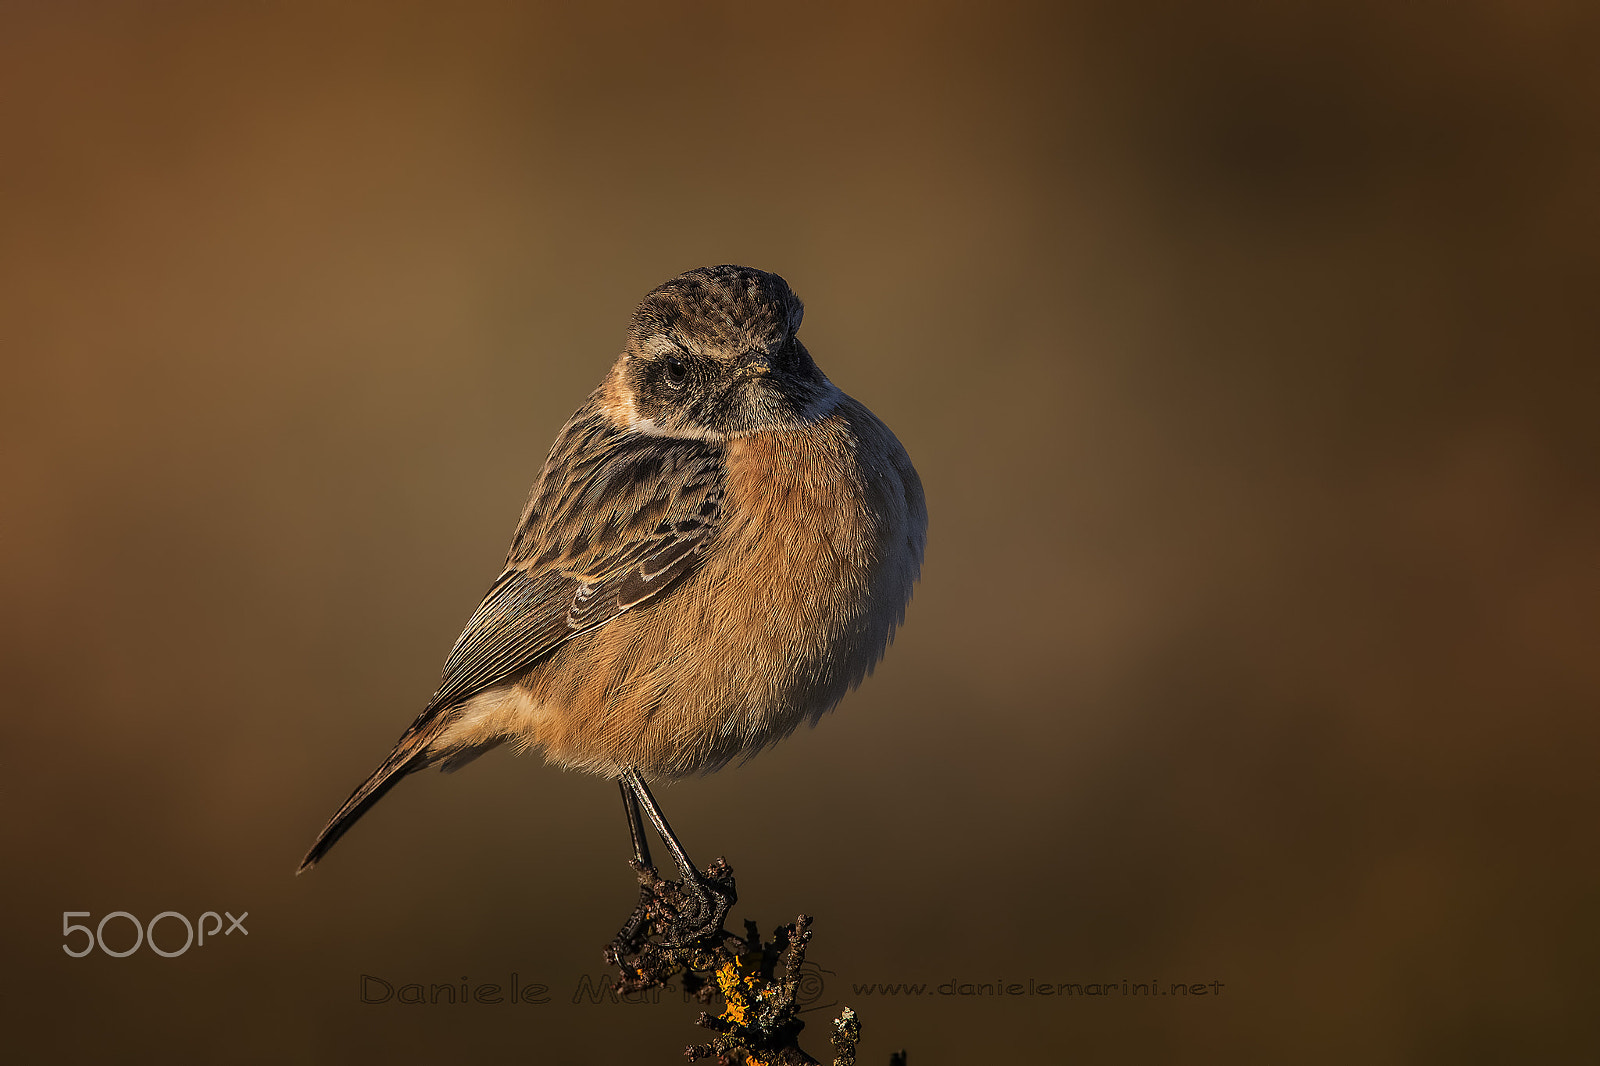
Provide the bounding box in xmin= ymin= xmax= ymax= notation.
xmin=422 ymin=408 xmax=726 ymax=715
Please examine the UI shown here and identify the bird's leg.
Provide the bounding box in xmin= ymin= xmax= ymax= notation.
xmin=619 ymin=767 xmax=736 ymax=948
xmin=621 ymin=778 xmax=653 ymax=869
xmin=611 ymin=779 xmax=661 ymax=953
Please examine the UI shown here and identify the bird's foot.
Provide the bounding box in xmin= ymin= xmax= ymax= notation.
xmin=608 ymin=857 xmax=737 ymax=973
xmin=667 ymin=855 xmax=736 ymax=948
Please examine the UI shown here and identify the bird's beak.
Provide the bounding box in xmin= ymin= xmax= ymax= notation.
xmin=743 ymin=353 xmax=773 ymax=377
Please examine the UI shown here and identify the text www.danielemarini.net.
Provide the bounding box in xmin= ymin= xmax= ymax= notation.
xmin=850 ymin=979 xmax=1226 ymax=997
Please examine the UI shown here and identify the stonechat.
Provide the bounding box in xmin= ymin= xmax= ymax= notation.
xmin=299 ymin=265 xmax=926 ymax=941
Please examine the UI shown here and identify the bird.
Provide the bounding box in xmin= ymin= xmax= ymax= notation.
xmin=297 ymin=264 xmax=926 ymax=943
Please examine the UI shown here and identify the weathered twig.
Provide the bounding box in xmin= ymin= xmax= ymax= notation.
xmin=605 ymin=861 xmax=861 ymax=1065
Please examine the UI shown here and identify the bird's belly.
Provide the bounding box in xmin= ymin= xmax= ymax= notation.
xmin=516 ymin=403 xmax=922 ymax=778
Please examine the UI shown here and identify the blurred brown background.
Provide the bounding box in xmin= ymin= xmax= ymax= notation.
xmin=3 ymin=2 xmax=1596 ymax=1062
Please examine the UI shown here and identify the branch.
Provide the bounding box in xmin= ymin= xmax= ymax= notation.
xmin=605 ymin=862 xmax=863 ymax=1065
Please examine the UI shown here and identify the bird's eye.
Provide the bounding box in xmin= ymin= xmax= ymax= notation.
xmin=662 ymin=355 xmax=687 ymax=388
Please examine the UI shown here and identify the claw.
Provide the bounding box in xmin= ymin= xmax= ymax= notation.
xmin=611 ymin=858 xmax=737 ymax=962
xmin=659 ymin=860 xmax=737 ymax=947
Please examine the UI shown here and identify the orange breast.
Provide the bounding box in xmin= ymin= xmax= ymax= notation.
xmin=519 ymin=395 xmax=924 ymax=777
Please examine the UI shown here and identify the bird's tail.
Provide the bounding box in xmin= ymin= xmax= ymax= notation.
xmin=297 ymin=718 xmax=445 ymax=873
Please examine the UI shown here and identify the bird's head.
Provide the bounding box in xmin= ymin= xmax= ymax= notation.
xmin=603 ymin=265 xmax=836 ymax=440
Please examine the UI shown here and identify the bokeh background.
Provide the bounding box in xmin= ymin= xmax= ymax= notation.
xmin=3 ymin=2 xmax=1596 ymax=1062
